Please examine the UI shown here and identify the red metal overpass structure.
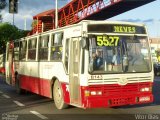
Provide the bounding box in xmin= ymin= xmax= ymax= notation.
xmin=28 ymin=0 xmax=155 ymax=35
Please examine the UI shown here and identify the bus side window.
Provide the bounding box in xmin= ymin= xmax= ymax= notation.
xmin=28 ymin=38 xmax=37 ymax=60
xmin=54 ymin=32 xmax=63 ymax=45
xmin=51 ymin=32 xmax=63 ymax=60
xmin=19 ymin=41 xmax=27 ymax=61
xmin=14 ymin=42 xmax=19 ymax=61
xmin=39 ymin=35 xmax=49 ymax=60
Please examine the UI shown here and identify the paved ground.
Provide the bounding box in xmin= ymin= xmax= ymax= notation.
xmin=0 ymin=75 xmax=160 ymax=120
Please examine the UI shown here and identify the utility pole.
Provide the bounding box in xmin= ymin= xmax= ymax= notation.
xmin=55 ymin=0 xmax=58 ymax=29
xmin=24 ymin=16 xmax=27 ymax=30
xmin=54 ymin=0 xmax=70 ymax=29
xmin=13 ymin=13 xmax=14 ymax=25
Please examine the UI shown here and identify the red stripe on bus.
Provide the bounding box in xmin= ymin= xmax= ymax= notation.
xmin=19 ymin=75 xmax=51 ymax=98
xmin=61 ymin=83 xmax=70 ymax=104
xmin=0 ymin=67 xmax=5 ymax=74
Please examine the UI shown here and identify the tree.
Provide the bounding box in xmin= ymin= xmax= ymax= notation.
xmin=0 ymin=22 xmax=29 ymax=54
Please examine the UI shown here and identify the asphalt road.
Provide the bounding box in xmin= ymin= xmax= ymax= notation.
xmin=0 ymin=75 xmax=160 ymax=120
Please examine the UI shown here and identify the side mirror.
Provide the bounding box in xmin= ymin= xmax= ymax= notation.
xmin=80 ymin=37 xmax=87 ymax=49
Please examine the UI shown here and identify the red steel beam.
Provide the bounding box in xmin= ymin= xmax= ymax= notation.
xmin=58 ymin=0 xmax=155 ymax=27
xmin=29 ymin=0 xmax=155 ymax=35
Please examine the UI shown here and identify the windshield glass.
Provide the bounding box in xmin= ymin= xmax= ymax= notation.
xmin=88 ymin=35 xmax=152 ymax=74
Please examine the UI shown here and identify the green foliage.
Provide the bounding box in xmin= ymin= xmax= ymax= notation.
xmin=0 ymin=22 xmax=29 ymax=54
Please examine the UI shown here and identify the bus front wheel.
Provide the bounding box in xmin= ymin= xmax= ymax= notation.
xmin=53 ymin=80 xmax=68 ymax=109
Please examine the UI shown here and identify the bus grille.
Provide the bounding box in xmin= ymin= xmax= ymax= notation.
xmin=88 ymin=82 xmax=152 ymax=96
xmin=109 ymin=97 xmax=134 ymax=106
xmin=88 ymin=76 xmax=152 ymax=85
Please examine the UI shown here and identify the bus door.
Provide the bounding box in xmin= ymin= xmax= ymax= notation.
xmin=5 ymin=43 xmax=14 ymax=85
xmin=69 ymin=37 xmax=81 ymax=106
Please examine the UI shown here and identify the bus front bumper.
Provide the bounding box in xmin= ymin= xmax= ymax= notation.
xmin=82 ymin=93 xmax=153 ymax=108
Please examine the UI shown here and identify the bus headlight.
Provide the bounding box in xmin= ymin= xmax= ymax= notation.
xmin=85 ymin=90 xmax=102 ymax=96
xmin=90 ymin=91 xmax=96 ymax=95
xmin=90 ymin=91 xmax=102 ymax=96
xmin=97 ymin=91 xmax=102 ymax=95
xmin=140 ymin=87 xmax=150 ymax=92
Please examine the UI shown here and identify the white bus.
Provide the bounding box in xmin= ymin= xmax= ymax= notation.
xmin=5 ymin=20 xmax=153 ymax=109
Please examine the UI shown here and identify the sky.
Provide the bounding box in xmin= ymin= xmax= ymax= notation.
xmin=1 ymin=0 xmax=160 ymax=37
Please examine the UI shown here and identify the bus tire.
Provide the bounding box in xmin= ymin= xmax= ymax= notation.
xmin=15 ymin=74 xmax=23 ymax=94
xmin=53 ymin=80 xmax=68 ymax=109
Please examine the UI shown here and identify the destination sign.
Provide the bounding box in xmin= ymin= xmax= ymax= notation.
xmin=88 ymin=24 xmax=146 ymax=34
xmin=113 ymin=26 xmax=136 ymax=33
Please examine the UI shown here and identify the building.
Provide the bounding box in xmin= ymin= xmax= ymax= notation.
xmin=150 ymin=38 xmax=160 ymax=52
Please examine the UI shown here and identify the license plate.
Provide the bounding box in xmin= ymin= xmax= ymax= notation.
xmin=139 ymin=96 xmax=150 ymax=102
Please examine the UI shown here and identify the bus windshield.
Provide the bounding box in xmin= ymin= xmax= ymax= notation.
xmin=88 ymin=35 xmax=152 ymax=74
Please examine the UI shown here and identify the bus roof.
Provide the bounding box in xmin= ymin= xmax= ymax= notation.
xmin=14 ymin=20 xmax=146 ymax=42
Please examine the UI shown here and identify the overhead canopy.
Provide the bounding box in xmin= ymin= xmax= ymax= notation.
xmin=29 ymin=0 xmax=155 ymax=35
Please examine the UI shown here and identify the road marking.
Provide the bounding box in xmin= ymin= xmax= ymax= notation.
xmin=0 ymin=91 xmax=3 ymax=93
xmin=13 ymin=101 xmax=25 ymax=107
xmin=30 ymin=111 xmax=48 ymax=119
xmin=2 ymin=94 xmax=11 ymax=98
